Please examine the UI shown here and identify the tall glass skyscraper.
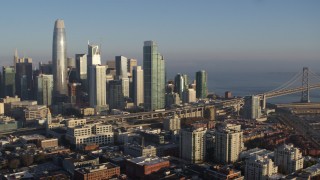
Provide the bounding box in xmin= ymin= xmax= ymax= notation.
xmin=143 ymin=41 xmax=165 ymax=111
xmin=196 ymin=70 xmax=207 ymax=99
xmin=52 ymin=19 xmax=67 ymax=98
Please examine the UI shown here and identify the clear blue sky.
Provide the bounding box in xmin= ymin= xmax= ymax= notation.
xmin=0 ymin=0 xmax=319 ymax=74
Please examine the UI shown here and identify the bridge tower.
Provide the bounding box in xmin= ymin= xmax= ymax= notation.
xmin=301 ymin=67 xmax=310 ymax=103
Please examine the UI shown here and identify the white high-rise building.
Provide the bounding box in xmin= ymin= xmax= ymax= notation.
xmin=133 ymin=66 xmax=144 ymax=107
xmin=215 ymin=124 xmax=244 ymax=164
xmin=274 ymin=144 xmax=304 ymax=174
xmin=87 ymin=44 xmax=101 ymax=66
xmin=75 ymin=54 xmax=87 ymax=81
xmin=115 ymin=56 xmax=128 ymax=79
xmin=89 ymin=65 xmax=107 ymax=110
xmin=180 ymin=127 xmax=207 ymax=163
xmin=245 ymin=155 xmax=278 ymax=180
xmin=183 ymin=88 xmax=196 ymax=103
xmin=122 ymin=77 xmax=130 ymax=98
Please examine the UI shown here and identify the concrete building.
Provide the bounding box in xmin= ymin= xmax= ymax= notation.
xmin=180 ymin=127 xmax=207 ymax=163
xmin=183 ymin=88 xmax=197 ymax=103
xmin=124 ymin=144 xmax=157 ymax=157
xmin=245 ymin=155 xmax=278 ymax=180
xmin=66 ymin=123 xmax=113 ymax=148
xmin=89 ymin=65 xmax=107 ymax=112
xmin=204 ymin=166 xmax=244 ymax=180
xmin=75 ymin=54 xmax=87 ymax=88
xmin=24 ymin=105 xmax=49 ymax=121
xmin=165 ymin=92 xmax=180 ymax=108
xmin=74 ymin=162 xmax=120 ymax=180
xmin=0 ymin=116 xmax=18 ymax=131
xmin=39 ymin=138 xmax=58 ymax=149
xmin=132 ymin=66 xmax=144 ymax=107
xmin=121 ymin=77 xmax=130 ymax=98
xmin=215 ymin=124 xmax=244 ymax=164
xmin=274 ymin=144 xmax=304 ymax=174
xmin=126 ymin=156 xmax=170 ymax=179
xmin=63 ymin=154 xmax=99 ymax=176
xmin=163 ymin=115 xmax=181 ymax=131
xmin=143 ymin=41 xmax=165 ymax=111
xmin=36 ymin=74 xmax=53 ymax=106
xmin=196 ymin=70 xmax=208 ymax=99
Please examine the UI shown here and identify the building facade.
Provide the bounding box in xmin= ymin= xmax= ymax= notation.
xmin=52 ymin=19 xmax=68 ymax=98
xmin=143 ymin=41 xmax=165 ymax=111
xmin=196 ymin=70 xmax=207 ymax=99
xmin=89 ymin=65 xmax=107 ymax=111
xmin=132 ymin=66 xmax=144 ymax=107
xmin=180 ymin=127 xmax=207 ymax=163
xmin=215 ymin=124 xmax=244 ymax=164
xmin=245 ymin=155 xmax=278 ymax=180
xmin=36 ymin=74 xmax=53 ymax=106
xmin=274 ymin=144 xmax=304 ymax=174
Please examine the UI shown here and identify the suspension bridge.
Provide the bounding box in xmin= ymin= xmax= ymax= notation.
xmin=220 ymin=67 xmax=320 ymax=109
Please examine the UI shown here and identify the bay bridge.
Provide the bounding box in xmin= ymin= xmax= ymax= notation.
xmin=100 ymin=67 xmax=320 ymax=122
xmin=220 ymin=67 xmax=320 ymax=110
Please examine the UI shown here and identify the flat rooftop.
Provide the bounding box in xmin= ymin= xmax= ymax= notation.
xmin=127 ymin=156 xmax=169 ymax=166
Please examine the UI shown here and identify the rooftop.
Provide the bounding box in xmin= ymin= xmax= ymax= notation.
xmin=127 ymin=156 xmax=169 ymax=166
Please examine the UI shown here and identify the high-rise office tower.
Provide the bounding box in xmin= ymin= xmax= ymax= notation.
xmin=174 ymin=73 xmax=185 ymax=98
xmin=215 ymin=124 xmax=243 ymax=164
xmin=15 ymin=57 xmax=33 ymax=100
xmin=115 ymin=56 xmax=128 ymax=79
xmin=2 ymin=66 xmax=15 ymax=97
xmin=14 ymin=49 xmax=19 ymax=70
xmin=183 ymin=88 xmax=196 ymax=103
xmin=108 ymin=80 xmax=124 ymax=110
xmin=132 ymin=66 xmax=144 ymax=107
xmin=89 ymin=65 xmax=107 ymax=110
xmin=36 ymin=74 xmax=53 ymax=106
xmin=39 ymin=61 xmax=53 ymax=74
xmin=127 ymin=58 xmax=137 ymax=77
xmin=52 ymin=19 xmax=68 ymax=98
xmin=274 ymin=144 xmax=304 ymax=174
xmin=87 ymin=44 xmax=101 ymax=67
xmin=143 ymin=41 xmax=165 ymax=111
xmin=244 ymin=95 xmax=261 ymax=119
xmin=196 ymin=70 xmax=207 ymax=99
xmin=180 ymin=127 xmax=207 ymax=163
xmin=75 ymin=54 xmax=87 ymax=81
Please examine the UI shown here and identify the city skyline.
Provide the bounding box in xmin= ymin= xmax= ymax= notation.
xmin=0 ymin=1 xmax=319 ymax=73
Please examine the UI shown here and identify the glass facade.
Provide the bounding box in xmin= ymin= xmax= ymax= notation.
xmin=196 ymin=70 xmax=208 ymax=99
xmin=143 ymin=41 xmax=165 ymax=111
xmin=37 ymin=74 xmax=53 ymax=106
xmin=52 ymin=19 xmax=68 ymax=97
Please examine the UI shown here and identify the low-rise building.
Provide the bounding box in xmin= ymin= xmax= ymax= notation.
xmin=126 ymin=156 xmax=170 ymax=179
xmin=204 ymin=166 xmax=244 ymax=180
xmin=74 ymin=162 xmax=120 ymax=180
xmin=63 ymin=154 xmax=99 ymax=176
xmin=124 ymin=144 xmax=157 ymax=157
xmin=39 ymin=138 xmax=58 ymax=149
xmin=24 ymin=105 xmax=48 ymax=121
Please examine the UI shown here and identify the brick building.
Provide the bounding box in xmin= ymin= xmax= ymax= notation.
xmin=74 ymin=162 xmax=120 ymax=180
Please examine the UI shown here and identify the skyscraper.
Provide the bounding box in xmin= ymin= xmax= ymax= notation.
xmin=108 ymin=80 xmax=124 ymax=110
xmin=133 ymin=66 xmax=144 ymax=107
xmin=115 ymin=56 xmax=128 ymax=79
xmin=89 ymin=65 xmax=107 ymax=111
xmin=244 ymin=95 xmax=261 ymax=119
xmin=15 ymin=57 xmax=33 ymax=100
xmin=36 ymin=74 xmax=53 ymax=106
xmin=87 ymin=44 xmax=101 ymax=67
xmin=196 ymin=70 xmax=207 ymax=99
xmin=2 ymin=66 xmax=15 ymax=97
xmin=180 ymin=127 xmax=207 ymax=163
xmin=143 ymin=41 xmax=165 ymax=111
xmin=127 ymin=58 xmax=137 ymax=77
xmin=75 ymin=54 xmax=87 ymax=90
xmin=52 ymin=19 xmax=68 ymax=98
xmin=215 ymin=124 xmax=244 ymax=164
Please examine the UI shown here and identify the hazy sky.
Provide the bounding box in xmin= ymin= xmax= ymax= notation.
xmin=0 ymin=0 xmax=319 ymax=74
